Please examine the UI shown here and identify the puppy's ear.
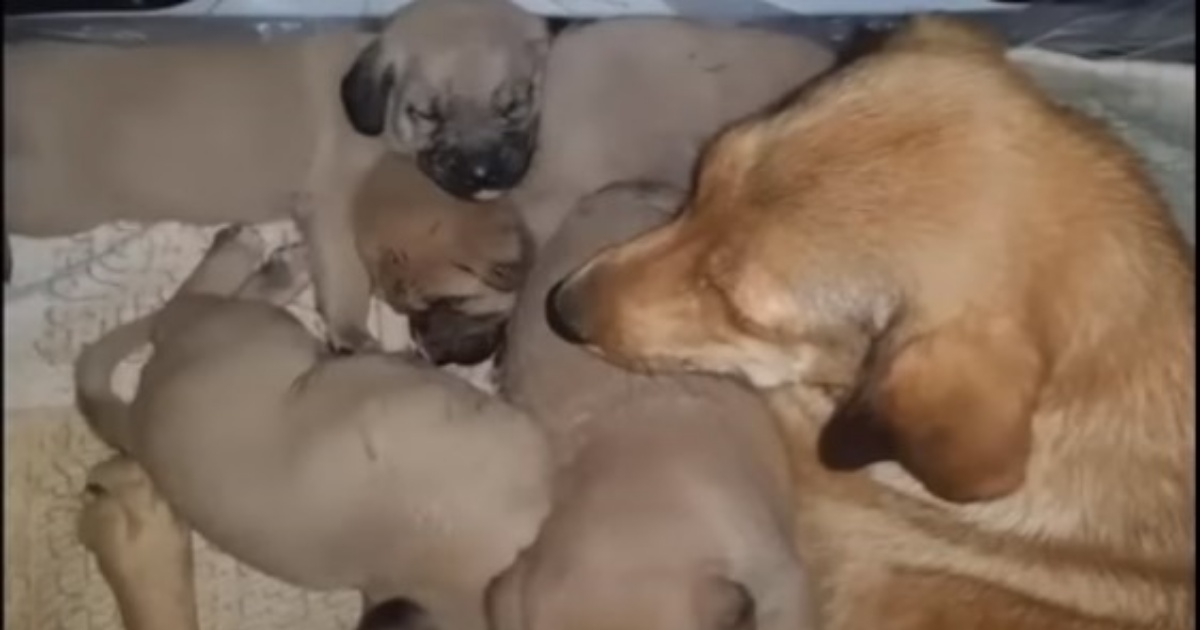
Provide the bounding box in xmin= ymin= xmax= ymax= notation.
xmin=341 ymin=40 xmax=398 ymax=137
xmin=355 ymin=597 xmax=437 ymax=630
xmin=698 ymin=577 xmax=756 ymax=630
xmin=820 ymin=319 xmax=1044 ymax=503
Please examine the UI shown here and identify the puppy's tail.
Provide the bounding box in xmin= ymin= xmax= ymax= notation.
xmin=74 ymin=314 xmax=155 ymax=453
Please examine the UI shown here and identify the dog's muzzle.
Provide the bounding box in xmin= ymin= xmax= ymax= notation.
xmin=418 ymin=132 xmax=534 ymax=201
xmin=408 ymin=301 xmax=509 ymax=367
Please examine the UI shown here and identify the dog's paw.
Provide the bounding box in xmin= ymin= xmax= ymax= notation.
xmin=327 ymin=326 xmax=382 ymax=355
xmin=78 ymin=456 xmax=191 ymax=580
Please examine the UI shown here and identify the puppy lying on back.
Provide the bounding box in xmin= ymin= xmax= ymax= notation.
xmin=549 ymin=17 xmax=1195 ymax=630
xmin=486 ymin=183 xmax=812 ymax=630
xmin=353 ymin=153 xmax=529 ymax=366
xmin=5 ymin=0 xmax=550 ymax=351
xmin=511 ymin=18 xmax=834 ymax=245
xmin=74 ymin=227 xmax=550 ymax=630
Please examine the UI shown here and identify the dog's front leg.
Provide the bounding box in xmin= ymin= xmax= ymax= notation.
xmin=295 ymin=195 xmax=378 ymax=353
xmin=78 ymin=456 xmax=199 ymax=630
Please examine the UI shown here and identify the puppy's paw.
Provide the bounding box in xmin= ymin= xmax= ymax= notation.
xmin=243 ymin=244 xmax=312 ymax=304
xmin=208 ymin=224 xmax=266 ymax=259
xmin=328 ymin=326 xmax=382 ymax=355
xmin=78 ymin=456 xmax=191 ymax=580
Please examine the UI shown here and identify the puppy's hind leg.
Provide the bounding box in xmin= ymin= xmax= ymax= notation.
xmin=235 ymin=242 xmax=313 ymax=306
xmin=78 ymin=455 xmax=198 ymax=630
xmin=174 ymin=224 xmax=268 ymax=298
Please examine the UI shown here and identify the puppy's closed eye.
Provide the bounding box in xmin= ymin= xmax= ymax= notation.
xmin=484 ymin=261 xmax=526 ymax=291
xmin=493 ymin=80 xmax=533 ymax=120
xmin=405 ymin=102 xmax=441 ymax=125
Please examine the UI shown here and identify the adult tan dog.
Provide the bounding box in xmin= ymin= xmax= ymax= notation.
xmin=4 ymin=0 xmax=549 ymax=351
xmin=74 ymin=226 xmax=551 ymax=630
xmin=547 ymin=17 xmax=1195 ymax=630
xmin=510 ymin=17 xmax=833 ymax=245
xmin=488 ymin=182 xmax=811 ymax=630
xmin=353 ymin=153 xmax=529 ymax=365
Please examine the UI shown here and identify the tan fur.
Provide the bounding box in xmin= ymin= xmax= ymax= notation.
xmin=78 ymin=456 xmax=198 ymax=630
xmin=550 ymin=17 xmax=1195 ymax=630
xmin=74 ymin=227 xmax=551 ymax=630
xmin=510 ymin=17 xmax=834 ymax=245
xmin=5 ymin=0 xmax=547 ymax=351
xmin=353 ymin=153 xmax=527 ymax=319
xmin=489 ymin=183 xmax=812 ymax=630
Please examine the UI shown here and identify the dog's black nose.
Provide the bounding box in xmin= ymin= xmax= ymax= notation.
xmin=545 ymin=279 xmax=587 ymax=345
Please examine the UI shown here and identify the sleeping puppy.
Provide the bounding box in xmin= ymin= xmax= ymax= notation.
xmin=353 ymin=153 xmax=530 ymax=366
xmin=340 ymin=0 xmax=550 ymax=201
xmin=74 ymin=226 xmax=551 ymax=630
xmin=549 ymin=17 xmax=1195 ymax=630
xmin=488 ymin=183 xmax=812 ymax=630
xmin=4 ymin=0 xmax=548 ymax=351
xmin=510 ymin=18 xmax=834 ymax=245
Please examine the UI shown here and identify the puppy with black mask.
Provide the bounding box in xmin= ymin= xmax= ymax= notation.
xmin=340 ymin=0 xmax=558 ymax=202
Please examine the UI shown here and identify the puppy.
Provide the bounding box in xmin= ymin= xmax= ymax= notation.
xmin=353 ymin=153 xmax=529 ymax=365
xmin=340 ymin=0 xmax=550 ymax=201
xmin=488 ymin=183 xmax=811 ymax=630
xmin=5 ymin=0 xmax=549 ymax=351
xmin=74 ymin=226 xmax=551 ymax=630
xmin=511 ymin=17 xmax=834 ymax=245
xmin=548 ymin=18 xmax=1195 ymax=630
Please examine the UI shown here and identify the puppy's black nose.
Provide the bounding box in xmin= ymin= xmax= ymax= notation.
xmin=545 ymin=279 xmax=587 ymax=345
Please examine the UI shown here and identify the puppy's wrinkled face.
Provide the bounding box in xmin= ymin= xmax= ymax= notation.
xmin=354 ymin=155 xmax=529 ymax=366
xmin=341 ymin=0 xmax=550 ymax=201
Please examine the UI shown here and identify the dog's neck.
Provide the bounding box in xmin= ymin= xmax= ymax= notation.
xmin=770 ymin=203 xmax=1195 ymax=567
xmin=1005 ymin=218 xmax=1194 ymax=558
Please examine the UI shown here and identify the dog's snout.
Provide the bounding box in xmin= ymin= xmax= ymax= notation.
xmin=545 ymin=279 xmax=588 ymax=345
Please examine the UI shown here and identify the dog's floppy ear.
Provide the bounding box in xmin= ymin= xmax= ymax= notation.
xmin=341 ymin=40 xmax=398 ymax=137
xmin=820 ymin=318 xmax=1044 ymax=503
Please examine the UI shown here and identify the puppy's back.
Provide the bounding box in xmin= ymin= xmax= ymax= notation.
xmin=5 ymin=34 xmax=361 ymax=233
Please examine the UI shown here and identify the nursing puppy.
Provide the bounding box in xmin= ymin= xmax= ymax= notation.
xmin=74 ymin=227 xmax=551 ymax=630
xmin=488 ymin=183 xmax=811 ymax=630
xmin=549 ymin=17 xmax=1194 ymax=630
xmin=5 ymin=0 xmax=548 ymax=351
xmin=511 ymin=18 xmax=834 ymax=245
xmin=353 ymin=153 xmax=529 ymax=365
